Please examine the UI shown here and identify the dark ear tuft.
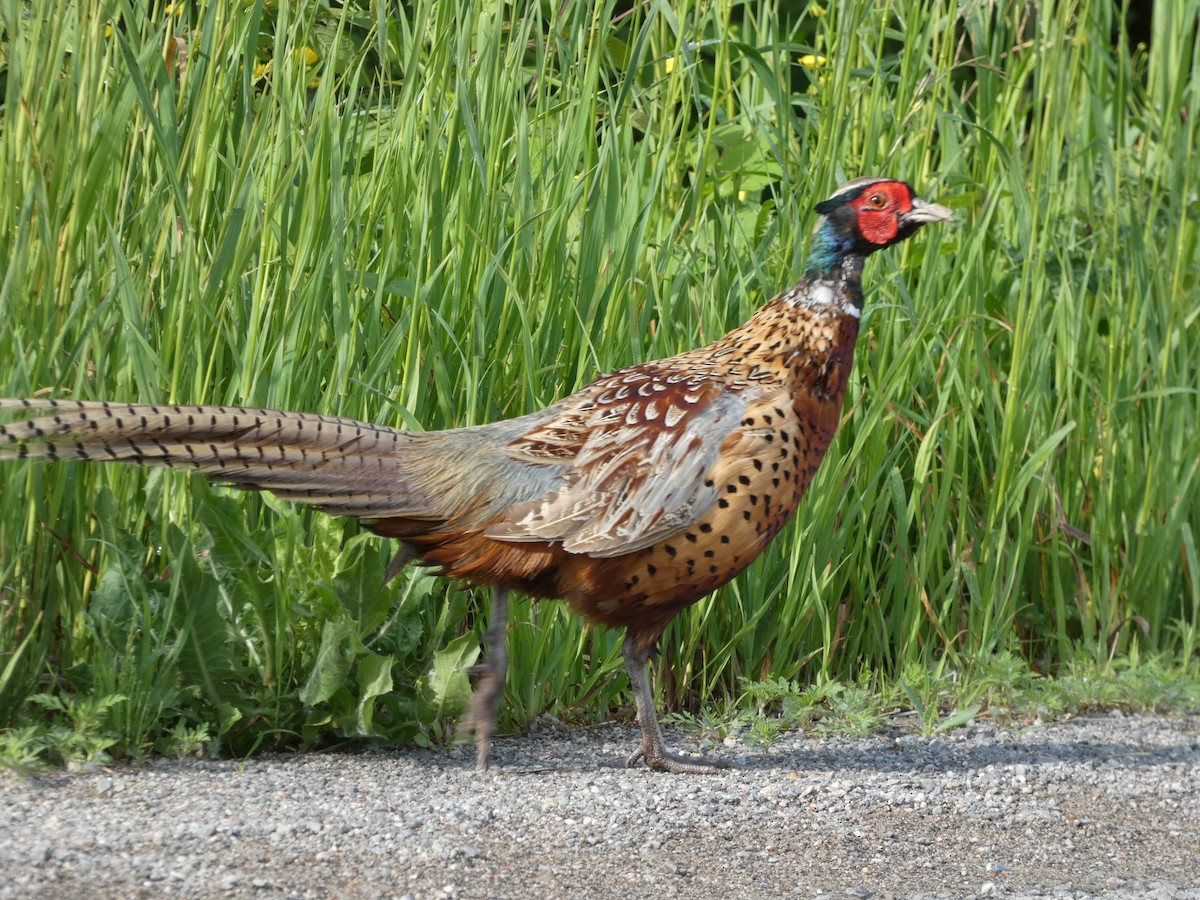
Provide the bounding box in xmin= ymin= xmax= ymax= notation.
xmin=814 ymin=182 xmax=872 ymax=216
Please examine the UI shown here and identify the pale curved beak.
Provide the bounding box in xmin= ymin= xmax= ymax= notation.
xmin=902 ymin=196 xmax=955 ymax=225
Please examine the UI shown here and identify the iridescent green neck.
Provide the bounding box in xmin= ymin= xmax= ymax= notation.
xmin=803 ymin=220 xmax=859 ymax=276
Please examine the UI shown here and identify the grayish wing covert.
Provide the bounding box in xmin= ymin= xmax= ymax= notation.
xmin=486 ymin=381 xmax=751 ymax=557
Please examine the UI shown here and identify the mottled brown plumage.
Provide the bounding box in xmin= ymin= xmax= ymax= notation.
xmin=0 ymin=177 xmax=951 ymax=773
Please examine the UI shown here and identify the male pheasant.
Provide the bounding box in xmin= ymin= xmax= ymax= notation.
xmin=0 ymin=177 xmax=951 ymax=774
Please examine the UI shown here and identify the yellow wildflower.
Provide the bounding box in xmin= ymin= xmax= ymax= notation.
xmin=293 ymin=46 xmax=321 ymax=88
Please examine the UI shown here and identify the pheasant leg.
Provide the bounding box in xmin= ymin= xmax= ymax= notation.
xmin=622 ymin=634 xmax=727 ymax=774
xmin=457 ymin=586 xmax=509 ymax=772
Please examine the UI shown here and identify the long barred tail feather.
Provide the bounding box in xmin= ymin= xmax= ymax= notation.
xmin=0 ymin=399 xmax=429 ymax=519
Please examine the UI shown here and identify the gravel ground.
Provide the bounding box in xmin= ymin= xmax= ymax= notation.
xmin=3 ymin=711 xmax=1198 ymax=899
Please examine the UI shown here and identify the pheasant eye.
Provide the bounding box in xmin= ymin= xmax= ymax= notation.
xmin=866 ymin=192 xmax=887 ymax=209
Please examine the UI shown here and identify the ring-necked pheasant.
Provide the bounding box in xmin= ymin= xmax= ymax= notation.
xmin=1 ymin=177 xmax=951 ymax=773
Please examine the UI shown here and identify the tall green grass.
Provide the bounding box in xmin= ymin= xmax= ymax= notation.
xmin=0 ymin=0 xmax=1196 ymax=760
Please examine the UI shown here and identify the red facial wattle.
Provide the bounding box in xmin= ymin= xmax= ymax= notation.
xmin=849 ymin=181 xmax=915 ymax=246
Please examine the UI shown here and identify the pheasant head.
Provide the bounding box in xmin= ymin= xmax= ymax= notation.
xmin=805 ymin=176 xmax=953 ymax=276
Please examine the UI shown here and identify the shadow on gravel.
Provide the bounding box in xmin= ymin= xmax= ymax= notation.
xmin=499 ymin=738 xmax=1200 ymax=777
xmin=18 ymin=717 xmax=1197 ymax=785
xmin=749 ymin=736 xmax=1200 ymax=775
xmin=425 ymin=716 xmax=1200 ymax=777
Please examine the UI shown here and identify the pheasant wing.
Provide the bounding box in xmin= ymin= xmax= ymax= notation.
xmin=486 ymin=370 xmax=752 ymax=558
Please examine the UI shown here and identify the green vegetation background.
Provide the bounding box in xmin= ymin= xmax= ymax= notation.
xmin=0 ymin=0 xmax=1197 ymax=764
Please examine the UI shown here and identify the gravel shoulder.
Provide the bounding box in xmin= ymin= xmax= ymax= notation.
xmin=3 ymin=711 xmax=1199 ymax=899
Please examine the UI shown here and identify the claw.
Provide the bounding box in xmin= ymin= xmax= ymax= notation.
xmin=625 ymin=738 xmax=729 ymax=775
xmin=622 ymin=633 xmax=731 ymax=775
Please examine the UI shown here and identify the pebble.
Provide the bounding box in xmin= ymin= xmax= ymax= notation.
xmin=1 ymin=714 xmax=1198 ymax=898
